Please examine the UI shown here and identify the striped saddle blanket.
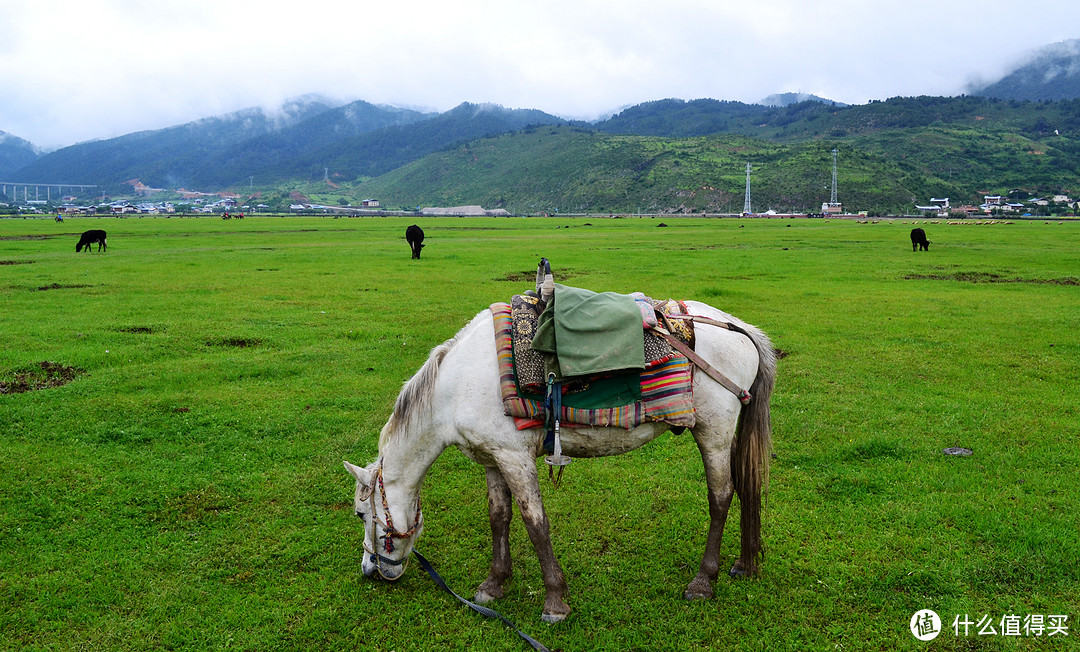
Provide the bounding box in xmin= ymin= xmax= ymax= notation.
xmin=491 ymin=296 xmax=696 ymax=431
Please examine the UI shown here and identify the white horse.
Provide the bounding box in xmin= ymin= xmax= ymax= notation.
xmin=344 ymin=300 xmax=776 ymax=623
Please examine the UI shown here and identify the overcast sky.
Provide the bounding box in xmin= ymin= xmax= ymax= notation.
xmin=3 ymin=0 xmax=1078 ymax=150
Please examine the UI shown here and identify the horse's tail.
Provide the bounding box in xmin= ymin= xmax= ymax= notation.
xmin=730 ymin=321 xmax=776 ymax=575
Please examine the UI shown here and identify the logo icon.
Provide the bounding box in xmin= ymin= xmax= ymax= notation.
xmin=910 ymin=609 xmax=942 ymax=641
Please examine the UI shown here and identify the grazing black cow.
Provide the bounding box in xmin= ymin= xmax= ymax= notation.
xmin=910 ymin=227 xmax=930 ymax=251
xmin=405 ymin=224 xmax=425 ymax=259
xmin=76 ymin=229 xmax=107 ymax=253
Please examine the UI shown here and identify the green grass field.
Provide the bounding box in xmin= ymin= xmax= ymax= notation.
xmin=1 ymin=215 xmax=1077 ymax=651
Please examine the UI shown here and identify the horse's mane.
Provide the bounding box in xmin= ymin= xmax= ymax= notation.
xmin=378 ymin=320 xmax=470 ymax=450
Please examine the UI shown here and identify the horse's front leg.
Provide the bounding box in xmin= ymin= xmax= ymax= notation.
xmin=475 ymin=466 xmax=513 ymax=604
xmin=495 ymin=454 xmax=570 ymax=623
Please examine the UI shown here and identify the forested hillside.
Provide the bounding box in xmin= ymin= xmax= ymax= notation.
xmin=354 ymin=125 xmax=932 ymax=214
xmin=970 ymin=39 xmax=1080 ymax=101
xmin=6 ymin=94 xmax=1080 ymax=214
xmin=9 ymin=96 xmax=344 ymax=188
xmin=351 ymin=97 xmax=1080 ymax=214
xmin=7 ymin=36 xmax=1080 ymax=213
xmin=9 ymin=102 xmax=562 ymax=190
xmin=0 ymin=132 xmax=39 ymax=179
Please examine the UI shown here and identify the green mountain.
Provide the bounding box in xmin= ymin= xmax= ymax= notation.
xmin=970 ymin=38 xmax=1080 ymax=101
xmin=350 ymin=96 xmax=1080 ymax=214
xmin=187 ymin=100 xmax=437 ymax=186
xmin=0 ymin=132 xmax=39 ymax=180
xmin=353 ymin=125 xmax=921 ymax=214
xmin=595 ymin=98 xmax=768 ymax=138
xmin=10 ymin=95 xmax=344 ymax=188
xmin=12 ymin=100 xmax=562 ymax=192
xmin=759 ymin=92 xmax=847 ymax=107
xmin=9 ymin=89 xmax=1080 ymax=215
xmin=224 ymin=101 xmax=563 ymax=184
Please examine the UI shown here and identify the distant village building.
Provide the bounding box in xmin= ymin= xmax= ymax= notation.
xmin=977 ymin=195 xmax=1029 ymax=213
xmin=361 ymin=199 xmax=380 ymax=207
xmin=420 ymin=205 xmax=510 ymax=216
xmin=915 ymin=197 xmax=950 ymax=215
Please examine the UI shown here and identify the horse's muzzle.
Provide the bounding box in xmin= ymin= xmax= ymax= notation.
xmin=364 ymin=551 xmax=408 ymax=580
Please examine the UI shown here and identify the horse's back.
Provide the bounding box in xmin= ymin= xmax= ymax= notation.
xmin=436 ymin=303 xmax=769 ymax=461
xmin=683 ymin=301 xmax=767 ymax=391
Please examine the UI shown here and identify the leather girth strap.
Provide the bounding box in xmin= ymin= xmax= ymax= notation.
xmin=656 ymin=319 xmax=752 ymax=405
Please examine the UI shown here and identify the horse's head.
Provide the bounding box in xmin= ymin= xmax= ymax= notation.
xmin=343 ymin=459 xmax=424 ymax=581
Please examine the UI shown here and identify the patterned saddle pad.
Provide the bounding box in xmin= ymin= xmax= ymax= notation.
xmin=511 ymin=292 xmax=692 ymax=392
xmin=492 ymin=297 xmax=696 ymax=431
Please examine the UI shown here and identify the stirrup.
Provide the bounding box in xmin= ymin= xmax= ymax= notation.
xmin=544 ymin=425 xmax=572 ymax=487
xmin=543 ymin=373 xmax=571 ymax=486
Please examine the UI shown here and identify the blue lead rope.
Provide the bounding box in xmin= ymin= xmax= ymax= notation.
xmin=543 ymin=374 xmax=561 ymax=455
xmin=412 ymin=550 xmax=553 ymax=652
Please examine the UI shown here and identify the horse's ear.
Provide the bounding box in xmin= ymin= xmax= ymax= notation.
xmin=343 ymin=460 xmax=372 ymax=489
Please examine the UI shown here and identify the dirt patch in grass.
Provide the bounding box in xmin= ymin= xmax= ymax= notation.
xmin=206 ymin=337 xmax=262 ymax=348
xmin=905 ymin=271 xmax=1079 ymax=285
xmin=0 ymin=361 xmax=85 ymax=394
xmin=431 ymin=226 xmax=503 ymax=231
xmin=0 ymin=260 xmax=34 ymax=265
xmin=116 ymin=325 xmax=163 ymax=334
xmin=496 ymin=271 xmax=538 ymax=282
xmin=496 ymin=268 xmax=580 ymax=283
xmin=33 ymin=283 xmax=95 ymax=291
xmin=0 ymin=234 xmax=58 ymax=241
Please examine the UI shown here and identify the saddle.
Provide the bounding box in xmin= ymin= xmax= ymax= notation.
xmin=511 ymin=288 xmax=693 ymax=392
xmin=492 ymin=259 xmax=697 ymax=433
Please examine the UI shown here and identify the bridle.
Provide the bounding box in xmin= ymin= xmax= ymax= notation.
xmin=350 ymin=459 xmax=550 ymax=649
xmin=357 ymin=459 xmax=423 ymax=580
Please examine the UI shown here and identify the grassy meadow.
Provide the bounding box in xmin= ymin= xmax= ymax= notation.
xmin=1 ymin=214 xmax=1078 ymax=651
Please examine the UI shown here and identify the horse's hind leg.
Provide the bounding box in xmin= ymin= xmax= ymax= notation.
xmin=475 ymin=466 xmax=513 ymax=604
xmin=684 ymin=426 xmax=736 ymax=600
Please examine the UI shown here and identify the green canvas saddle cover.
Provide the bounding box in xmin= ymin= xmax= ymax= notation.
xmin=530 ymin=284 xmax=645 ymax=380
xmin=492 ymin=302 xmax=697 ymax=430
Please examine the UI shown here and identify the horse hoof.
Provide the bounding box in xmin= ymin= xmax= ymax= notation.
xmin=684 ymin=574 xmax=714 ymax=599
xmin=542 ymin=612 xmax=568 ymax=624
xmin=473 ymin=590 xmax=496 ymax=605
xmin=728 ymin=564 xmax=750 ymax=578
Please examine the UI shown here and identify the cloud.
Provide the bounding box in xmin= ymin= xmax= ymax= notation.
xmin=2 ymin=0 xmax=1079 ymax=149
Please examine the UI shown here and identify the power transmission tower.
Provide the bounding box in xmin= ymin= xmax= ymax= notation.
xmin=830 ymin=148 xmax=838 ymax=205
xmin=743 ymin=162 xmax=752 ymax=214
